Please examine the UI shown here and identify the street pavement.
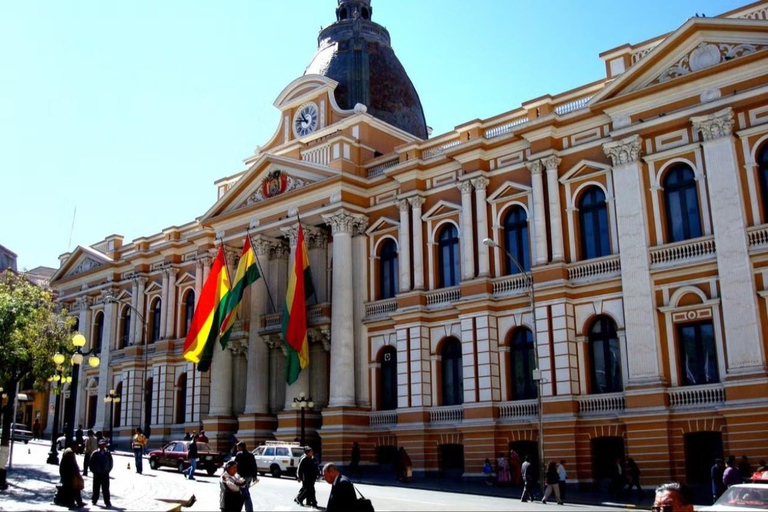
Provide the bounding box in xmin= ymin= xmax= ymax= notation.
xmin=1 ymin=441 xmax=638 ymax=511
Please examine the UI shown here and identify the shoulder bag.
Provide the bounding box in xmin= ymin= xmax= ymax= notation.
xmin=354 ymin=485 xmax=375 ymax=512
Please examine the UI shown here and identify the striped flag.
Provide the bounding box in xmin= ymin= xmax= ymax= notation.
xmin=282 ymin=224 xmax=315 ymax=384
xmin=219 ymin=235 xmax=261 ymax=347
xmin=183 ymin=245 xmax=231 ymax=372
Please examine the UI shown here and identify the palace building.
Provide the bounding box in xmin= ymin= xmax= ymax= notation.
xmin=49 ymin=0 xmax=768 ymax=488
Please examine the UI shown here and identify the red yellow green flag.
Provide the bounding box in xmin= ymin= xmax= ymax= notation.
xmin=219 ymin=235 xmax=261 ymax=347
xmin=282 ymin=224 xmax=315 ymax=384
xmin=183 ymin=245 xmax=231 ymax=372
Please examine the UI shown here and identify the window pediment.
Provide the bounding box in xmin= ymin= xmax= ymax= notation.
xmin=422 ymin=200 xmax=461 ymax=221
xmin=486 ymin=181 xmax=531 ymax=203
xmin=560 ymin=160 xmax=612 ymax=184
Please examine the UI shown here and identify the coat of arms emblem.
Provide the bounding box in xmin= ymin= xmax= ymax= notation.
xmin=261 ymin=170 xmax=288 ymax=198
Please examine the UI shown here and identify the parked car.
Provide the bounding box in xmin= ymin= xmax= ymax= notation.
xmin=701 ymin=481 xmax=768 ymax=511
xmin=0 ymin=423 xmax=32 ymax=444
xmin=148 ymin=440 xmax=223 ymax=476
xmin=253 ymin=441 xmax=304 ymax=478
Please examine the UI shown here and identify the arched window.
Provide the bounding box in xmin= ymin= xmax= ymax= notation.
xmin=441 ymin=338 xmax=463 ymax=406
xmin=503 ymin=206 xmax=530 ymax=275
xmin=93 ymin=312 xmax=104 ymax=352
xmin=438 ymin=224 xmax=460 ymax=288
xmin=379 ymin=239 xmax=399 ymax=300
xmin=176 ymin=374 xmax=187 ymax=424
xmin=579 ymin=187 xmax=610 ymax=260
xmin=678 ymin=321 xmax=719 ymax=386
xmin=664 ymin=164 xmax=702 ymax=243
xmin=114 ymin=382 xmax=123 ymax=428
xmin=588 ymin=316 xmax=623 ymax=394
xmin=182 ymin=290 xmax=195 ymax=337
xmin=379 ymin=346 xmax=397 ymax=411
xmin=150 ymin=298 xmax=162 ymax=343
xmin=758 ymin=144 xmax=768 ymax=221
xmin=120 ymin=307 xmax=131 ymax=349
xmin=72 ymin=317 xmax=79 ymax=333
xmin=509 ymin=328 xmax=537 ymax=400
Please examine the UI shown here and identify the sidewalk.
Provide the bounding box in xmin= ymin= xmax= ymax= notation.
xmin=349 ymin=470 xmax=656 ymax=509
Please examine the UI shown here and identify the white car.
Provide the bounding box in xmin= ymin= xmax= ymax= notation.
xmin=253 ymin=441 xmax=305 ymax=478
xmin=701 ymin=482 xmax=768 ymax=511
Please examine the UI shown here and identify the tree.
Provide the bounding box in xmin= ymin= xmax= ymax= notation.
xmin=0 ymin=271 xmax=74 ymax=489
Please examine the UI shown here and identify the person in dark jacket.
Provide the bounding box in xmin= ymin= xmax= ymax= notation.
xmin=56 ymin=447 xmax=84 ymax=508
xmin=541 ymin=460 xmax=563 ymax=505
xmin=520 ymin=455 xmax=539 ymax=502
xmin=184 ymin=435 xmax=199 ymax=480
xmin=711 ymin=459 xmax=726 ymax=503
xmin=625 ymin=458 xmax=643 ymax=496
xmin=323 ymin=463 xmax=357 ymax=512
xmin=295 ymin=447 xmax=319 ymax=507
xmin=89 ymin=438 xmax=113 ymax=507
xmin=234 ymin=442 xmax=257 ymax=512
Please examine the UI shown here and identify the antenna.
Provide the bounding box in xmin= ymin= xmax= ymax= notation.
xmin=68 ymin=206 xmax=77 ymax=250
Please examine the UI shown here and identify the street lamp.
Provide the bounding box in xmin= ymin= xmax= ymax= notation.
xmin=46 ymin=362 xmax=68 ymax=465
xmin=291 ymin=391 xmax=314 ymax=446
xmin=104 ymin=389 xmax=121 ymax=451
xmin=61 ymin=334 xmax=100 ymax=449
xmin=482 ymin=237 xmax=546 ymax=478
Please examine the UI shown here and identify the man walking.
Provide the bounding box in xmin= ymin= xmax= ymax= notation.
xmin=711 ymin=458 xmax=726 ymax=503
xmin=32 ymin=418 xmax=41 ymax=441
xmin=184 ymin=435 xmax=199 ymax=480
xmin=296 ymin=446 xmax=318 ymax=508
xmin=234 ymin=442 xmax=257 ymax=512
xmin=89 ymin=438 xmax=113 ymax=508
xmin=83 ymin=429 xmax=98 ymax=477
xmin=520 ymin=455 xmax=538 ymax=502
xmin=131 ymin=428 xmax=147 ymax=474
xmin=322 ymin=463 xmax=356 ymax=512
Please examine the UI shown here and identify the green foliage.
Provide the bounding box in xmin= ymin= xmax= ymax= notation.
xmin=0 ymin=271 xmax=74 ymax=389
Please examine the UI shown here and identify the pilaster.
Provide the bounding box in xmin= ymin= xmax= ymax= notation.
xmin=457 ymin=180 xmax=476 ymax=280
xmin=526 ymin=160 xmax=549 ymax=265
xmin=352 ymin=217 xmax=370 ymax=407
xmin=397 ymin=199 xmax=412 ymax=293
xmin=163 ymin=267 xmax=178 ymax=339
xmin=543 ymin=156 xmax=565 ymax=262
xmin=472 ymin=178 xmax=491 ymax=277
xmin=95 ymin=291 xmax=118 ymax=431
xmin=409 ymin=196 xmax=426 ymax=290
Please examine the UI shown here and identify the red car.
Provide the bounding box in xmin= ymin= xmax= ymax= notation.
xmin=148 ymin=440 xmax=223 ymax=476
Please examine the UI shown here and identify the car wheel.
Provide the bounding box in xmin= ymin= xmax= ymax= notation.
xmin=206 ymin=466 xmax=216 ymax=476
xmin=270 ymin=465 xmax=281 ymax=478
xmin=177 ymin=461 xmax=185 ymax=473
xmin=149 ymin=458 xmax=159 ymax=470
xmin=23 ymin=440 xmax=28 ymax=444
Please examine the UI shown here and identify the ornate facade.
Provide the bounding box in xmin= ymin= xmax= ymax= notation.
xmin=49 ymin=0 xmax=768 ymax=488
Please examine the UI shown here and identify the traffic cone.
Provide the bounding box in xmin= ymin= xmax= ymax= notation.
xmin=127 ymin=462 xmax=131 ymax=470
xmin=28 ymin=448 xmax=31 ymax=454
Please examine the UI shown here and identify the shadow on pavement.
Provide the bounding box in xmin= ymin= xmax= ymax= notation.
xmin=1 ymin=466 xmax=57 ymax=507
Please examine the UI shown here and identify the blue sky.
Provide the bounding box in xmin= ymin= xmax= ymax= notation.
xmin=0 ymin=0 xmax=745 ymax=270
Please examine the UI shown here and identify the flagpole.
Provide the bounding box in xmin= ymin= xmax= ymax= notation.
xmin=295 ymin=211 xmax=320 ymax=306
xmin=246 ymin=229 xmax=278 ymax=314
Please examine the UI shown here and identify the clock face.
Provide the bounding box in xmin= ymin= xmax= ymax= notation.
xmin=293 ymin=103 xmax=319 ymax=138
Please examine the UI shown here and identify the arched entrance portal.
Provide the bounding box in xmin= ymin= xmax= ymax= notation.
xmin=685 ymin=432 xmax=723 ymax=485
xmin=591 ymin=437 xmax=625 ymax=491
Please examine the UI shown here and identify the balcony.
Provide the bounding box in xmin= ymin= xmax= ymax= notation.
xmin=498 ymin=399 xmax=538 ymax=420
xmin=364 ymin=298 xmax=397 ymax=319
xmin=492 ymin=274 xmax=530 ymax=296
xmin=429 ymin=405 xmax=464 ymax=423
xmin=577 ymin=393 xmax=626 ymax=415
xmin=668 ymin=384 xmax=725 ymax=408
xmin=261 ymin=304 xmax=327 ymax=333
xmin=369 ymin=411 xmax=398 ymax=427
xmin=747 ymin=224 xmax=768 ymax=250
xmin=650 ymin=236 xmax=716 ymax=268
xmin=426 ymin=286 xmax=461 ymax=307
xmin=367 ymin=158 xmax=399 ymax=179
xmin=568 ymin=255 xmax=621 ymax=283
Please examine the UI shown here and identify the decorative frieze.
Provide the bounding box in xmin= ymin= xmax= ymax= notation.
xmin=70 ymin=258 xmax=103 ymax=277
xmin=691 ymin=107 xmax=734 ymax=142
xmin=603 ymin=135 xmax=642 ymax=167
xmin=653 ymin=42 xmax=767 ymax=84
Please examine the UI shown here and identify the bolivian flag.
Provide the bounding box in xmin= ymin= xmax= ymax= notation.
xmin=219 ymin=235 xmax=261 ymax=347
xmin=183 ymin=245 xmax=231 ymax=372
xmin=282 ymin=224 xmax=315 ymax=384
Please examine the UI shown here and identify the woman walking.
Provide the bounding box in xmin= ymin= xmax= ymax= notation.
xmin=542 ymin=461 xmax=563 ymax=505
xmin=55 ymin=447 xmax=85 ymax=508
xmin=496 ymin=453 xmax=511 ymax=486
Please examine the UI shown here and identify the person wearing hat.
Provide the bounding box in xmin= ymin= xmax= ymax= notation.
xmin=220 ymin=460 xmax=246 ymax=512
xmin=295 ymin=446 xmax=319 ymax=508
xmin=234 ymin=441 xmax=257 ymax=512
xmin=89 ymin=438 xmax=113 ymax=508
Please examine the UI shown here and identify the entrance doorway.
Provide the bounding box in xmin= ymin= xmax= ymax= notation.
xmin=685 ymin=432 xmax=723 ymax=484
xmin=87 ymin=395 xmax=97 ymax=429
xmin=510 ymin=440 xmax=540 ymax=478
xmin=591 ymin=437 xmax=625 ymax=491
xmin=438 ymin=444 xmax=464 ymax=479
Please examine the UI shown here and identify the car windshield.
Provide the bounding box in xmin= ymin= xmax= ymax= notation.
xmin=715 ymin=486 xmax=768 ymax=509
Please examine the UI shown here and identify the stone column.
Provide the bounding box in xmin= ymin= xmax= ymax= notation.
xmin=352 ymin=217 xmax=370 ymax=406
xmin=323 ymin=209 xmax=363 ymax=407
xmin=129 ymin=278 xmax=140 ymax=345
xmin=76 ymin=297 xmax=92 ymax=426
xmin=409 ymin=196 xmax=426 ymax=290
xmin=305 ymin=227 xmax=329 ymax=303
xmin=397 ymin=199 xmax=412 ymax=293
xmin=692 ymin=108 xmax=766 ymax=372
xmin=163 ymin=267 xmax=178 ymax=339
xmin=95 ymin=292 xmax=117 ymax=431
xmin=472 ymin=177 xmax=491 ymax=277
xmin=526 ymin=160 xmax=549 ymax=265
xmin=208 ymin=343 xmax=233 ymax=416
xmin=132 ymin=276 xmax=147 ymax=346
xmin=160 ymin=269 xmax=170 ymax=339
xmin=603 ymin=135 xmax=662 ymax=384
xmin=543 ymin=156 xmax=565 ymax=262
xmin=283 ymin=225 xmax=311 ymax=410
xmin=457 ymin=180 xmax=476 ymax=280
xmin=194 ymin=259 xmax=204 ymax=307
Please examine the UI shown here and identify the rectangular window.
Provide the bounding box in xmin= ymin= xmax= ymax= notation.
xmin=678 ymin=321 xmax=718 ymax=386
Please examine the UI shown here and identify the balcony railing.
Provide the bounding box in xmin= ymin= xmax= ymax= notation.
xmin=484 ymin=116 xmax=529 ymax=139
xmin=262 ymin=305 xmax=325 ymax=331
xmin=554 ymin=95 xmax=593 ymax=115
xmin=747 ymin=225 xmax=768 ymax=248
xmin=668 ymin=384 xmax=725 ymax=408
xmin=369 ymin=411 xmax=398 ymax=427
xmin=429 ymin=405 xmax=464 ymax=423
xmin=365 ymin=298 xmax=398 ymax=318
xmin=426 ymin=286 xmax=461 ymax=306
xmin=422 ymin=139 xmax=461 ymax=159
xmin=492 ymin=274 xmax=530 ymax=295
xmin=577 ymin=393 xmax=626 ymax=414
xmin=367 ymin=158 xmax=399 ymax=179
xmin=498 ymin=399 xmax=538 ymax=419
xmin=301 ymin=142 xmax=331 ymax=166
xmin=650 ymin=236 xmax=715 ymax=267
xmin=568 ymin=255 xmax=621 ymax=282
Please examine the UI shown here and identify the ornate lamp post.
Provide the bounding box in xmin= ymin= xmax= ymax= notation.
xmin=482 ymin=238 xmax=545 ymax=478
xmin=291 ymin=391 xmax=314 ymax=446
xmin=46 ymin=359 xmax=68 ymax=465
xmin=62 ymin=334 xmax=100 ymax=449
xmin=104 ymin=389 xmax=121 ymax=451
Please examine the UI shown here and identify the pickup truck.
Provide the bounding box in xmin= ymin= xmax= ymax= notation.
xmin=148 ymin=440 xmax=223 ymax=476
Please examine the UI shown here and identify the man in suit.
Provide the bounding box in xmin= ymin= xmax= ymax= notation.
xmin=295 ymin=447 xmax=318 ymax=507
xmin=323 ymin=463 xmax=357 ymax=512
